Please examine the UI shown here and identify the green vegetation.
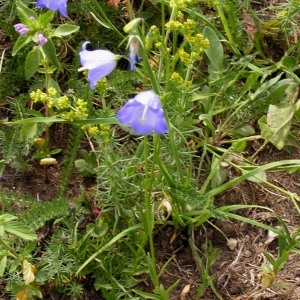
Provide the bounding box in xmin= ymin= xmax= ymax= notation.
xmin=0 ymin=0 xmax=300 ymax=299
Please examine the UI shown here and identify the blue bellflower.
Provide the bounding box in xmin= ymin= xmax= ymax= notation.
xmin=128 ymin=36 xmax=142 ymax=71
xmin=79 ymin=41 xmax=118 ymax=89
xmin=37 ymin=0 xmax=68 ymax=17
xmin=117 ymin=90 xmax=168 ymax=135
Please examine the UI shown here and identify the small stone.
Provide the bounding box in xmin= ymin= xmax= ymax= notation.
xmin=227 ymin=238 xmax=238 ymax=250
xmin=244 ymin=250 xmax=252 ymax=257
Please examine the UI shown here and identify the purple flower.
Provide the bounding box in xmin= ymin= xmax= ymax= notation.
xmin=37 ymin=33 xmax=48 ymax=46
xmin=117 ymin=90 xmax=168 ymax=135
xmin=14 ymin=23 xmax=29 ymax=36
xmin=79 ymin=41 xmax=118 ymax=89
xmin=37 ymin=0 xmax=68 ymax=17
xmin=128 ymin=36 xmax=142 ymax=71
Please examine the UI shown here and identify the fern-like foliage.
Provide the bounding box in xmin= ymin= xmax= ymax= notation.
xmin=58 ymin=84 xmax=93 ymax=197
xmin=0 ymin=190 xmax=71 ymax=230
xmin=58 ymin=125 xmax=84 ymax=198
xmin=19 ymin=198 xmax=70 ymax=230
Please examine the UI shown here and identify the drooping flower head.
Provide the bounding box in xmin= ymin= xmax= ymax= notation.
xmin=128 ymin=36 xmax=142 ymax=71
xmin=117 ymin=90 xmax=168 ymax=135
xmin=37 ymin=33 xmax=48 ymax=46
xmin=36 ymin=0 xmax=68 ymax=17
xmin=79 ymin=41 xmax=118 ymax=89
xmin=14 ymin=23 xmax=29 ymax=36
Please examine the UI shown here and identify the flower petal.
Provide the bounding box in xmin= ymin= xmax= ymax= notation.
xmin=80 ymin=49 xmax=116 ymax=70
xmin=117 ymin=91 xmax=168 ymax=135
xmin=134 ymin=90 xmax=162 ymax=109
xmin=88 ymin=61 xmax=117 ymax=89
xmin=117 ymin=100 xmax=142 ymax=125
xmin=36 ymin=0 xmax=68 ymax=17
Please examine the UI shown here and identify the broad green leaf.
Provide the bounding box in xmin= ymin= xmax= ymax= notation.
xmin=233 ymin=123 xmax=255 ymax=137
xmin=0 ymin=214 xmax=17 ymax=223
xmin=4 ymin=220 xmax=37 ymax=240
xmin=16 ymin=0 xmax=38 ymax=21
xmin=0 ymin=214 xmax=36 ymax=240
xmin=38 ymin=10 xmax=54 ymax=26
xmin=0 ymin=256 xmax=7 ymax=276
xmin=42 ymin=39 xmax=60 ymax=68
xmin=20 ymin=123 xmax=37 ymax=142
xmin=259 ymin=103 xmax=294 ymax=150
xmin=203 ymin=26 xmax=223 ymax=77
xmin=12 ymin=36 xmax=31 ymax=56
xmin=74 ymin=159 xmax=96 ymax=177
xmin=53 ymin=24 xmax=80 ymax=37
xmin=25 ymin=48 xmax=40 ymax=79
xmin=281 ymin=56 xmax=298 ymax=71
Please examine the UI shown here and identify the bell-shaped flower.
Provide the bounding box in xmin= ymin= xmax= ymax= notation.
xmin=79 ymin=41 xmax=118 ymax=89
xmin=128 ymin=36 xmax=142 ymax=71
xmin=117 ymin=90 xmax=168 ymax=135
xmin=14 ymin=23 xmax=29 ymax=36
xmin=36 ymin=0 xmax=68 ymax=17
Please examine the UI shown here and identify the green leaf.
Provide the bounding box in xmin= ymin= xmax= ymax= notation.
xmin=5 ymin=221 xmax=37 ymax=240
xmin=12 ymin=36 xmax=31 ymax=56
xmin=233 ymin=123 xmax=255 ymax=137
xmin=20 ymin=123 xmax=37 ymax=142
xmin=53 ymin=24 xmax=80 ymax=37
xmin=0 ymin=214 xmax=36 ymax=240
xmin=242 ymin=72 xmax=260 ymax=93
xmin=42 ymin=39 xmax=60 ymax=68
xmin=241 ymin=167 xmax=267 ymax=183
xmin=258 ymin=103 xmax=294 ymax=150
xmin=203 ymin=26 xmax=223 ymax=78
xmin=25 ymin=48 xmax=40 ymax=79
xmin=0 ymin=256 xmax=7 ymax=277
xmin=250 ymin=73 xmax=282 ymax=101
xmin=74 ymin=159 xmax=96 ymax=177
xmin=211 ymin=156 xmax=227 ymax=189
xmin=38 ymin=10 xmax=55 ymax=26
xmin=16 ymin=0 xmax=39 ymax=21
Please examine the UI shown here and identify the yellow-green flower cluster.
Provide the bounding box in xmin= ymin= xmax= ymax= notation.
xmin=82 ymin=124 xmax=111 ymax=143
xmin=171 ymin=72 xmax=184 ymax=85
xmin=61 ymin=98 xmax=88 ymax=122
xmin=169 ymin=0 xmax=187 ymax=10
xmin=95 ymin=78 xmax=108 ymax=97
xmin=30 ymin=88 xmax=71 ymax=110
xmin=185 ymin=33 xmax=210 ymax=51
xmin=165 ymin=20 xmax=183 ymax=31
xmin=169 ymin=0 xmax=197 ymax=10
xmin=181 ymin=19 xmax=196 ymax=36
xmin=88 ymin=126 xmax=100 ymax=136
xmin=30 ymin=88 xmax=54 ymax=104
xmin=178 ymin=49 xmax=191 ymax=65
xmin=99 ymin=124 xmax=111 ymax=143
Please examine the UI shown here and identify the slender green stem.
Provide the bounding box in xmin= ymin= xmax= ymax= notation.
xmin=143 ymin=136 xmax=159 ymax=287
xmin=0 ymin=237 xmax=18 ymax=259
